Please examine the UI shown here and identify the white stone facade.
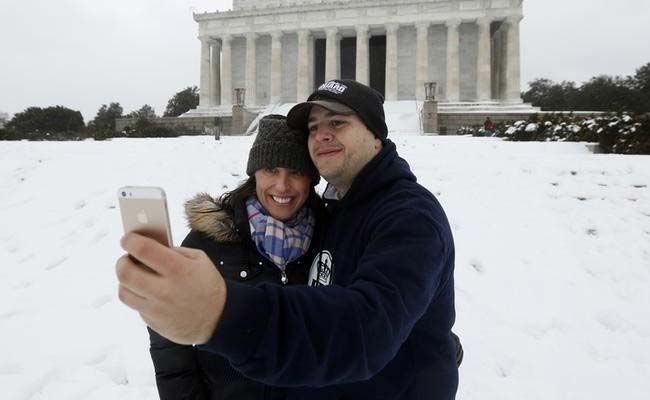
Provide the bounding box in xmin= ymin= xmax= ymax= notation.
xmin=192 ymin=0 xmax=524 ymax=111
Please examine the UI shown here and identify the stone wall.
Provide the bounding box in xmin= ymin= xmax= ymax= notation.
xmin=114 ymin=112 xmax=256 ymax=136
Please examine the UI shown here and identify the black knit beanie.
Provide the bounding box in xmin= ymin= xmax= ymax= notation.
xmin=246 ymin=114 xmax=320 ymax=185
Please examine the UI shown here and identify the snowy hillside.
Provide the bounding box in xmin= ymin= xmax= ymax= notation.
xmin=1 ymin=135 xmax=649 ymax=399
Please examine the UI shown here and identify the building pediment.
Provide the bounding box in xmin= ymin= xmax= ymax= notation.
xmin=195 ymin=0 xmax=522 ymax=37
xmin=196 ymin=0 xmax=522 ymax=22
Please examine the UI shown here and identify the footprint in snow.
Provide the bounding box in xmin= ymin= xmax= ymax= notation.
xmin=85 ymin=352 xmax=108 ymax=366
xmin=18 ymin=253 xmax=35 ymax=263
xmin=46 ymin=257 xmax=68 ymax=270
xmin=12 ymin=280 xmax=32 ymax=290
xmin=595 ymin=312 xmax=626 ymax=333
xmin=89 ymin=230 xmax=108 ymax=245
xmin=97 ymin=360 xmax=130 ymax=386
xmin=0 ymin=310 xmax=23 ymax=319
xmin=0 ymin=361 xmax=22 ymax=375
xmin=91 ymin=295 xmax=113 ymax=309
xmin=586 ymin=228 xmax=598 ymax=236
xmin=74 ymin=200 xmax=86 ymax=210
xmin=469 ymin=259 xmax=484 ymax=274
xmin=495 ymin=364 xmax=509 ymax=378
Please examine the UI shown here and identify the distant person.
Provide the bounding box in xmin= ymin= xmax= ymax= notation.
xmin=147 ymin=114 xmax=323 ymax=399
xmin=484 ymin=117 xmax=495 ymax=136
xmin=116 ymin=79 xmax=461 ymax=400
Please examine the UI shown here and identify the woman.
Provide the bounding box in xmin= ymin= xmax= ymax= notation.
xmin=148 ymin=114 xmax=323 ymax=400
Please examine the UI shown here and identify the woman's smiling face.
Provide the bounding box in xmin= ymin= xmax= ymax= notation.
xmin=254 ymin=167 xmax=311 ymax=221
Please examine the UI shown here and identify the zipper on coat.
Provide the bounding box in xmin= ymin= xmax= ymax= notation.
xmin=280 ymin=270 xmax=288 ymax=285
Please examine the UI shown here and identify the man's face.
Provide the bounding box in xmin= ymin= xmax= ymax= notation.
xmin=254 ymin=167 xmax=311 ymax=221
xmin=307 ymin=105 xmax=382 ymax=193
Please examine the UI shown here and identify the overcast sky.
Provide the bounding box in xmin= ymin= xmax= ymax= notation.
xmin=1 ymin=0 xmax=649 ymax=121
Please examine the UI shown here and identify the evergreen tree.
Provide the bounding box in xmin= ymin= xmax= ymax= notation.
xmin=7 ymin=106 xmax=84 ymax=133
xmin=91 ymin=102 xmax=123 ymax=131
xmin=630 ymin=62 xmax=650 ymax=112
xmin=522 ymin=61 xmax=650 ymax=113
xmin=577 ymin=75 xmax=641 ymax=113
xmin=126 ymin=104 xmax=157 ymax=120
xmin=164 ymin=86 xmax=199 ymax=117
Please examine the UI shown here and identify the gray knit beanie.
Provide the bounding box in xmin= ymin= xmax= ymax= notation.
xmin=246 ymin=114 xmax=320 ymax=185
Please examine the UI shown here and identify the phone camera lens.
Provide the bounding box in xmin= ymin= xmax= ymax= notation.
xmin=121 ymin=191 xmax=126 ymax=197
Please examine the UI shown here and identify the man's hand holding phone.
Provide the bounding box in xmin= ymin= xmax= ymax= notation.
xmin=116 ymin=186 xmax=227 ymax=345
xmin=115 ymin=232 xmax=226 ymax=345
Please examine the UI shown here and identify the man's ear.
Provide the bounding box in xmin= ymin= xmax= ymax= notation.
xmin=374 ymin=138 xmax=383 ymax=151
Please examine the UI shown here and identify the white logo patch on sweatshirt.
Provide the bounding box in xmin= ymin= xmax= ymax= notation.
xmin=308 ymin=250 xmax=333 ymax=286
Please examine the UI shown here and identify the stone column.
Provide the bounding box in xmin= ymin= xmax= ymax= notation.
xmin=270 ymin=31 xmax=283 ymax=104
xmin=199 ymin=37 xmax=211 ymax=107
xmin=308 ymin=35 xmax=315 ymax=91
xmin=221 ymin=35 xmax=233 ymax=106
xmin=297 ymin=29 xmax=311 ymax=100
xmin=325 ymin=27 xmax=340 ymax=81
xmin=415 ymin=23 xmax=429 ymax=101
xmin=385 ymin=24 xmax=399 ymax=101
xmin=505 ymin=16 xmax=523 ymax=102
xmin=445 ymin=20 xmax=461 ymax=102
xmin=476 ymin=17 xmax=492 ymax=101
xmin=355 ymin=25 xmax=370 ymax=85
xmin=245 ymin=32 xmax=258 ymax=106
xmin=210 ymin=40 xmax=221 ymax=106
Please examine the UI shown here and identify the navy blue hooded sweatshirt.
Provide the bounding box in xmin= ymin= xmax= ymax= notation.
xmin=200 ymin=140 xmax=458 ymax=399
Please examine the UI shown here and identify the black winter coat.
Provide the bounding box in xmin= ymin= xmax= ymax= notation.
xmin=148 ymin=193 xmax=320 ymax=400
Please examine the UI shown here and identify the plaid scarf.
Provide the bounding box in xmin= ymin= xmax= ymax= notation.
xmin=246 ymin=196 xmax=315 ymax=270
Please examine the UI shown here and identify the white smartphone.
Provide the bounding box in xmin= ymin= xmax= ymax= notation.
xmin=118 ymin=186 xmax=173 ymax=247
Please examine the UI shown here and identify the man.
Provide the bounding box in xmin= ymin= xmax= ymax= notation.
xmin=484 ymin=117 xmax=495 ymax=137
xmin=116 ymin=79 xmax=459 ymax=399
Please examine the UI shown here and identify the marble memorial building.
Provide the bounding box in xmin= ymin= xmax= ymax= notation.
xmin=190 ymin=0 xmax=525 ymax=115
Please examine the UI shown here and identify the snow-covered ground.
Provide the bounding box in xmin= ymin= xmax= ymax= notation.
xmin=1 ymin=135 xmax=649 ymax=399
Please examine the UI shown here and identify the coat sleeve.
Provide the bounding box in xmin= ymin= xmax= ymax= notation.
xmin=148 ymin=328 xmax=207 ymax=400
xmin=147 ymin=231 xmax=209 ymax=400
xmin=198 ymin=196 xmax=452 ymax=387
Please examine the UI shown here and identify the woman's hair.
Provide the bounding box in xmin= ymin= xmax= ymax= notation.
xmin=218 ymin=176 xmax=257 ymax=212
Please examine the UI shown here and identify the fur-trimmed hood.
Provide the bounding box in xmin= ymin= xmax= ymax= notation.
xmin=184 ymin=193 xmax=240 ymax=243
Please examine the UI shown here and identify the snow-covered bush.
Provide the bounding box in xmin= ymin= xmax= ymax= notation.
xmin=598 ymin=114 xmax=650 ymax=154
xmin=457 ymin=113 xmax=649 ymax=154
